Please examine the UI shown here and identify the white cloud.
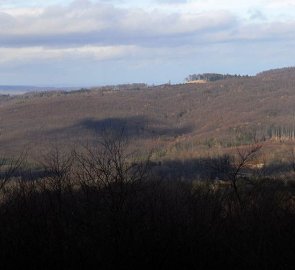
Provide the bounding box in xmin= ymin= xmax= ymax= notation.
xmin=0 ymin=2 xmax=236 ymax=42
xmin=0 ymin=0 xmax=294 ymax=85
xmin=0 ymin=0 xmax=294 ymax=48
xmin=0 ymin=45 xmax=138 ymax=64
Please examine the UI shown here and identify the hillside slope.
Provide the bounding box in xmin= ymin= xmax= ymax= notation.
xmin=1 ymin=67 xmax=295 ymax=158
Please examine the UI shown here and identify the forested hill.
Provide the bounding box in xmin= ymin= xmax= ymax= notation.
xmin=256 ymin=67 xmax=295 ymax=80
xmin=185 ymin=73 xmax=250 ymax=82
xmin=0 ymin=67 xmax=295 ymax=158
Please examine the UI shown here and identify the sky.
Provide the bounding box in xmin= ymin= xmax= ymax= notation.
xmin=0 ymin=0 xmax=294 ymax=86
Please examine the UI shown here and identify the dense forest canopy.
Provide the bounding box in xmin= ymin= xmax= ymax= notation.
xmin=185 ymin=73 xmax=251 ymax=82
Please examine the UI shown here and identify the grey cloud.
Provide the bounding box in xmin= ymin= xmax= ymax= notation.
xmin=0 ymin=0 xmax=294 ymax=69
xmin=248 ymin=9 xmax=267 ymax=21
xmin=0 ymin=12 xmax=16 ymax=27
xmin=0 ymin=1 xmax=237 ymax=48
xmin=233 ymin=21 xmax=295 ymax=42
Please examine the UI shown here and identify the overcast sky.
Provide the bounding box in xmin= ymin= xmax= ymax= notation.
xmin=0 ymin=0 xmax=294 ymax=86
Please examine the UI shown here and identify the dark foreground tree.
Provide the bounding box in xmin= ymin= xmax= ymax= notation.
xmin=0 ymin=133 xmax=294 ymax=269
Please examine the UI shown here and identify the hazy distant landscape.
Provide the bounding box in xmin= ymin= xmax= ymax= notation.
xmin=1 ymin=0 xmax=295 ymax=268
xmin=0 ymin=85 xmax=80 ymax=95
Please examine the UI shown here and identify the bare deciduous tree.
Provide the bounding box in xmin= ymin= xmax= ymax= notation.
xmin=228 ymin=141 xmax=263 ymax=206
xmin=74 ymin=128 xmax=151 ymax=210
xmin=0 ymin=151 xmax=26 ymax=192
